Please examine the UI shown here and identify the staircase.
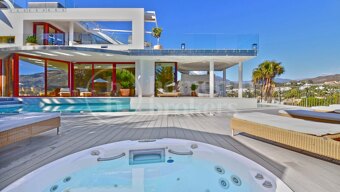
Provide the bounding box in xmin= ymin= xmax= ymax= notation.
xmin=0 ymin=98 xmax=22 ymax=106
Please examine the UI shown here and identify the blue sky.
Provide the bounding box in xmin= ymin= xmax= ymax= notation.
xmin=15 ymin=0 xmax=340 ymax=81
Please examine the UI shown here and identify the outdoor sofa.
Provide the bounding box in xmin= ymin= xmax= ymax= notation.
xmin=0 ymin=113 xmax=60 ymax=147
xmin=279 ymin=109 xmax=340 ymax=124
xmin=231 ymin=112 xmax=340 ymax=160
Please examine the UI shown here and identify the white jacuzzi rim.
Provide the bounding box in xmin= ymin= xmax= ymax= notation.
xmin=2 ymin=138 xmax=293 ymax=192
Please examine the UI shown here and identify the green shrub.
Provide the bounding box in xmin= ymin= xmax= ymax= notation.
xmin=116 ymin=69 xmax=134 ymax=89
xmin=26 ymin=35 xmax=37 ymax=44
xmin=191 ymin=84 xmax=198 ymax=91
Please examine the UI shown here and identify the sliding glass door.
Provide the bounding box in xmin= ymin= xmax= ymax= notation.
xmin=93 ymin=64 xmax=113 ymax=96
xmin=73 ymin=63 xmax=135 ymax=97
xmin=47 ymin=61 xmax=69 ymax=96
xmin=155 ymin=62 xmax=177 ymax=96
xmin=73 ymin=64 xmax=93 ymax=95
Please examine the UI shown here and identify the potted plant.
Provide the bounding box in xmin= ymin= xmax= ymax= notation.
xmin=191 ymin=83 xmax=198 ymax=96
xmin=119 ymin=81 xmax=131 ymax=97
xmin=152 ymin=27 xmax=163 ymax=50
xmin=25 ymin=35 xmax=37 ymax=46
xmin=117 ymin=69 xmax=134 ymax=97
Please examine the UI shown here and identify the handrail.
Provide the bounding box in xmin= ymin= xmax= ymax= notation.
xmin=168 ymin=149 xmax=193 ymax=155
xmin=97 ymin=152 xmax=126 ymax=161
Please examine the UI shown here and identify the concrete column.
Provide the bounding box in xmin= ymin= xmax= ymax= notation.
xmin=135 ymin=60 xmax=142 ymax=98
xmin=223 ymin=68 xmax=227 ymax=97
xmin=238 ymin=62 xmax=243 ymax=98
xmin=209 ymin=61 xmax=214 ymax=98
xmin=68 ymin=22 xmax=74 ymax=46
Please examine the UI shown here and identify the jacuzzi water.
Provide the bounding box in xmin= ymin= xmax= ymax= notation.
xmin=2 ymin=139 xmax=293 ymax=192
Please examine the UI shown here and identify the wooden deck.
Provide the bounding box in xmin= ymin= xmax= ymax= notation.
xmin=0 ymin=110 xmax=340 ymax=191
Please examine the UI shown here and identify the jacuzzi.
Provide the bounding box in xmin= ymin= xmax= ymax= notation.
xmin=2 ymin=139 xmax=293 ymax=192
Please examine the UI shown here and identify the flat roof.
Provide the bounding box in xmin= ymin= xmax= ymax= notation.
xmin=0 ymin=46 xmax=256 ymax=70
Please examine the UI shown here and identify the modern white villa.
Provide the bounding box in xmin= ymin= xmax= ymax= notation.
xmin=0 ymin=0 xmax=257 ymax=100
xmin=0 ymin=1 xmax=340 ymax=192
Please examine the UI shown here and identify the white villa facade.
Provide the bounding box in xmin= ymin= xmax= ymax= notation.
xmin=0 ymin=1 xmax=257 ymax=99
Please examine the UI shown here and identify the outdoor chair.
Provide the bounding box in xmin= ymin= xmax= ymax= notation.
xmin=157 ymin=88 xmax=180 ymax=97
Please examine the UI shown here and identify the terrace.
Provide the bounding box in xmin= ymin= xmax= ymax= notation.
xmin=0 ymin=107 xmax=339 ymax=191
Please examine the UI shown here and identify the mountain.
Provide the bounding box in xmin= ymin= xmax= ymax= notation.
xmin=20 ymin=70 xmax=68 ymax=88
xmin=303 ymin=74 xmax=340 ymax=84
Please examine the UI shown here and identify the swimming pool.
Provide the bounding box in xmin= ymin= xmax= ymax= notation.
xmin=3 ymin=139 xmax=292 ymax=192
xmin=0 ymin=98 xmax=132 ymax=113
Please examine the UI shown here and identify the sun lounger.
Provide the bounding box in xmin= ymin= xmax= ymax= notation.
xmin=157 ymin=88 xmax=180 ymax=97
xmin=279 ymin=109 xmax=340 ymax=124
xmin=231 ymin=112 xmax=340 ymax=160
xmin=0 ymin=113 xmax=61 ymax=147
xmin=59 ymin=88 xmax=71 ymax=97
xmin=78 ymin=88 xmax=92 ymax=97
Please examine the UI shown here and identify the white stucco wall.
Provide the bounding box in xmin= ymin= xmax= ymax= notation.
xmin=0 ymin=8 xmax=145 ymax=49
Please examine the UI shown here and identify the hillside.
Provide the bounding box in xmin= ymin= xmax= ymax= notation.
xmin=303 ymin=74 xmax=340 ymax=84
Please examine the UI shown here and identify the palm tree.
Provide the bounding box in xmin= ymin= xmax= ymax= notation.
xmin=252 ymin=60 xmax=285 ymax=102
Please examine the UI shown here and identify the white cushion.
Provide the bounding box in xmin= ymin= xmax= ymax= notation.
xmin=311 ymin=106 xmax=340 ymax=112
xmin=157 ymin=88 xmax=165 ymax=94
xmin=0 ymin=113 xmax=60 ymax=132
xmin=60 ymin=88 xmax=70 ymax=92
xmin=279 ymin=110 xmax=340 ymax=122
xmin=233 ymin=112 xmax=340 ymax=136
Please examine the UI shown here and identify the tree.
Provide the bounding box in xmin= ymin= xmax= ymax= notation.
xmin=252 ymin=60 xmax=285 ymax=102
xmin=155 ymin=66 xmax=174 ymax=92
xmin=152 ymin=27 xmax=162 ymax=45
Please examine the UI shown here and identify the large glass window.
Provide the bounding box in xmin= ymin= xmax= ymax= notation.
xmin=47 ymin=61 xmax=69 ymax=96
xmin=73 ymin=64 xmax=93 ymax=95
xmin=18 ymin=56 xmax=45 ymax=96
xmin=93 ymin=64 xmax=113 ymax=97
xmin=35 ymin=24 xmax=45 ymax=45
xmin=155 ymin=63 xmax=177 ymax=95
xmin=33 ymin=22 xmax=65 ymax=45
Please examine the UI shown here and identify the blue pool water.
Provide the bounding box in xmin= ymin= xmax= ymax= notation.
xmin=44 ymin=156 xmax=251 ymax=192
xmin=0 ymin=98 xmax=133 ymax=113
xmin=0 ymin=103 xmax=133 ymax=113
